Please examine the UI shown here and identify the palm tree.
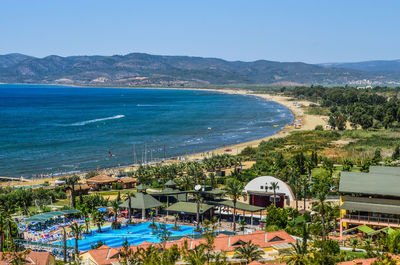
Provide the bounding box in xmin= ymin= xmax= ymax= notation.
xmin=233 ymin=241 xmax=264 ymax=264
xmin=183 ymin=244 xmax=208 ymax=265
xmin=313 ymin=191 xmax=328 ymax=242
xmin=63 ymin=175 xmax=80 ymax=208
xmin=269 ymin=181 xmax=279 ymax=206
xmin=111 ymin=199 xmax=120 ymax=224
xmin=351 ymin=239 xmax=359 ymax=252
xmin=284 ymin=240 xmax=308 ymax=265
xmin=223 ymin=178 xmax=245 ymax=231
xmin=299 ymin=175 xmax=309 ymax=211
xmin=81 ymin=207 xmax=90 ymax=234
xmin=0 ymin=213 xmax=7 ymax=251
xmin=70 ymin=222 xmax=84 ymax=254
xmin=123 ymin=191 xmax=134 ymax=221
xmin=92 ymin=211 xmax=105 ymax=233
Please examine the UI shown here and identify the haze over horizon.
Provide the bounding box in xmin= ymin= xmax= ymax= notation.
xmin=2 ymin=0 xmax=400 ymax=64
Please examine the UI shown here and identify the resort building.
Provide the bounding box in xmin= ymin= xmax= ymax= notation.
xmin=339 ymin=166 xmax=400 ymax=237
xmin=117 ymin=177 xmax=137 ymax=189
xmin=86 ymin=175 xmax=117 ymax=190
xmin=244 ymin=176 xmax=295 ymax=208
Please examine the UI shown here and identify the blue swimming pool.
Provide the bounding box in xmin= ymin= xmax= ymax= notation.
xmin=53 ymin=222 xmax=196 ymax=251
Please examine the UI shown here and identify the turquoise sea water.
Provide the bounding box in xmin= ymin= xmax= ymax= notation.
xmin=0 ymin=84 xmax=293 ymax=177
xmin=53 ymin=222 xmax=196 ymax=251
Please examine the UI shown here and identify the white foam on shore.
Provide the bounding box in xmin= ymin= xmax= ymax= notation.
xmin=65 ymin=115 xmax=125 ymax=126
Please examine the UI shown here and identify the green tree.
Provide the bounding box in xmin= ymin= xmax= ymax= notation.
xmin=233 ymin=241 xmax=264 ymax=263
xmin=70 ymin=222 xmax=84 ymax=254
xmin=123 ymin=191 xmax=134 ymax=221
xmin=92 ymin=210 xmax=105 ymax=233
xmin=269 ymin=181 xmax=279 ymax=207
xmin=392 ymin=145 xmax=400 ymax=160
xmin=63 ymin=175 xmax=80 ymax=208
xmin=223 ymin=178 xmax=245 ymax=232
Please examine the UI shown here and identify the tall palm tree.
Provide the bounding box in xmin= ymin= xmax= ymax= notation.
xmin=92 ymin=211 xmax=105 ymax=233
xmin=314 ymin=191 xmax=328 ymax=242
xmin=63 ymin=175 xmax=80 ymax=208
xmin=81 ymin=207 xmax=90 ymax=234
xmin=183 ymin=244 xmax=208 ymax=265
xmin=70 ymin=222 xmax=84 ymax=254
xmin=123 ymin=191 xmax=134 ymax=221
xmin=111 ymin=200 xmax=120 ymax=224
xmin=0 ymin=212 xmax=7 ymax=251
xmin=223 ymin=178 xmax=245 ymax=231
xmin=0 ymin=200 xmax=15 ymax=249
xmin=284 ymin=240 xmax=308 ymax=265
xmin=300 ymin=176 xmax=309 ymax=211
xmin=269 ymin=181 xmax=279 ymax=206
xmin=233 ymin=241 xmax=264 ymax=264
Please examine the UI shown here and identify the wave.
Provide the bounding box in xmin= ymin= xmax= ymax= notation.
xmin=63 ymin=115 xmax=125 ymax=126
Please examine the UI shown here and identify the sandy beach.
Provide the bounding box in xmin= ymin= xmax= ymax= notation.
xmin=184 ymin=89 xmax=327 ymax=158
xmin=1 ymin=88 xmax=326 ymax=187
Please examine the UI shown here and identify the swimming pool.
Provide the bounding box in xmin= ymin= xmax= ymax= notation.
xmin=53 ymin=222 xmax=196 ymax=251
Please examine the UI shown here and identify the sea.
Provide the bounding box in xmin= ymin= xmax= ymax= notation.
xmin=0 ymin=84 xmax=293 ymax=177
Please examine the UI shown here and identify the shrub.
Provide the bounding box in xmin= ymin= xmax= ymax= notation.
xmin=315 ymin=125 xmax=324 ymax=131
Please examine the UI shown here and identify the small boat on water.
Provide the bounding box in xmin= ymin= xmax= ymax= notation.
xmin=273 ymin=125 xmax=279 ymax=127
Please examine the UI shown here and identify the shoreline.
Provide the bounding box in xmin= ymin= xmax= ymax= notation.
xmin=1 ymin=86 xmax=326 ymax=186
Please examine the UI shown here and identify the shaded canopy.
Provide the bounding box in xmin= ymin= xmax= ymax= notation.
xmin=166 ymin=202 xmax=213 ymax=215
xmin=135 ymin=184 xmax=147 ymax=191
xmin=25 ymin=210 xmax=80 ymax=223
xmin=165 ymin=179 xmax=177 ymax=187
xmin=119 ymin=192 xmax=162 ymax=209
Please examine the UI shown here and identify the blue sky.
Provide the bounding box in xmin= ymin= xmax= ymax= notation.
xmin=1 ymin=0 xmax=399 ymax=63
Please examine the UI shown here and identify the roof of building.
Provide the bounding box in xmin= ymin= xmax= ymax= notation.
xmin=117 ymin=178 xmax=137 ymax=184
xmin=81 ymin=245 xmax=119 ymax=265
xmin=86 ymin=175 xmax=117 ymax=184
xmin=340 ymin=196 xmax=400 ymax=215
xmin=73 ymin=184 xmax=90 ymax=191
xmin=118 ymin=230 xmax=295 ymax=253
xmin=166 ymin=202 xmax=214 ymax=214
xmin=244 ymin=176 xmax=295 ymax=201
xmin=119 ymin=192 xmax=162 ymax=209
xmin=0 ymin=251 xmax=54 ymax=265
xmin=165 ymin=179 xmax=177 ymax=187
xmin=25 ymin=209 xmax=80 ymax=223
xmin=339 ymin=171 xmax=400 ymax=197
xmin=135 ymin=184 xmax=147 ymax=191
xmin=209 ymin=199 xmax=265 ymax=212
xmin=369 ymin=166 xmax=400 ymax=176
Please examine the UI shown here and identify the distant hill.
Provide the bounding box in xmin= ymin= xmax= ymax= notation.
xmin=319 ymin=60 xmax=400 ymax=73
xmin=0 ymin=53 xmax=399 ymax=86
xmin=0 ymin=53 xmax=34 ymax=68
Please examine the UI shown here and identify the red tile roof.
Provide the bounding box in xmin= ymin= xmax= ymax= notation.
xmin=115 ymin=230 xmax=295 ymax=253
xmin=82 ymin=245 xmax=119 ymax=265
xmin=0 ymin=251 xmax=54 ymax=265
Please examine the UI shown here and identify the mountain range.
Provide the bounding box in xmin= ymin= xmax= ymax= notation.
xmin=1 ymin=53 xmax=400 ymax=87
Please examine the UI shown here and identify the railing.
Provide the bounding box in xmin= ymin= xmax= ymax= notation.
xmin=15 ymin=239 xmax=74 ymax=250
xmin=343 ymin=214 xmax=400 ymax=226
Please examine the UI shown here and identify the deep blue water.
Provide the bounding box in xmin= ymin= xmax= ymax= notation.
xmin=0 ymin=84 xmax=293 ymax=177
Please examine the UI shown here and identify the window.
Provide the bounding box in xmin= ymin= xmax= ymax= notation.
xmin=260 ymin=186 xmax=264 ymax=190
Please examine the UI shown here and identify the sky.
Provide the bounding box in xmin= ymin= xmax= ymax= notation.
xmin=1 ymin=0 xmax=399 ymax=64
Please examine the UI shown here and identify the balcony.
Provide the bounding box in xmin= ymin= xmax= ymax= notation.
xmin=342 ymin=214 xmax=400 ymax=227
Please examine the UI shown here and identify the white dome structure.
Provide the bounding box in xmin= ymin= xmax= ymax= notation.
xmin=244 ymin=176 xmax=295 ymax=201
